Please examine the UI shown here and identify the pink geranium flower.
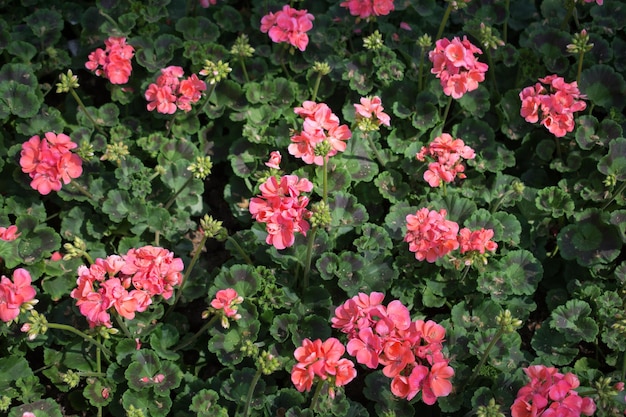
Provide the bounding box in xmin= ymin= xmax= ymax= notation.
xmin=416 ymin=133 xmax=475 ymax=188
xmin=0 ymin=225 xmax=20 ymax=241
xmin=340 ymin=0 xmax=395 ymax=20
xmin=85 ymin=37 xmax=134 ymax=84
xmin=20 ymin=132 xmax=83 ymax=195
xmin=0 ymin=268 xmax=38 ymax=323
xmin=260 ymin=5 xmax=314 ymax=51
xmin=405 ymin=208 xmax=460 ymax=262
xmin=145 ymin=66 xmax=207 ymax=114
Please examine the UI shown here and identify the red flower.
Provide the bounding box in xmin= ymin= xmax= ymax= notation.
xmin=260 ymin=5 xmax=314 ymax=51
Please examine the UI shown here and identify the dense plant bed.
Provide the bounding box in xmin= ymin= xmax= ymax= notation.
xmin=1 ymin=0 xmax=626 ymax=416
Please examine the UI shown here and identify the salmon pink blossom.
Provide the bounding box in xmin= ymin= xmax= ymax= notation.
xmin=416 ymin=133 xmax=476 ymax=187
xmin=340 ymin=0 xmax=395 ymax=20
xmin=85 ymin=37 xmax=134 ymax=84
xmin=211 ymin=288 xmax=243 ymax=328
xmin=145 ymin=66 xmax=207 ymax=114
xmin=20 ymin=132 xmax=83 ymax=195
xmin=354 ymin=96 xmax=391 ymax=131
xmin=0 ymin=268 xmax=38 ymax=323
xmin=405 ymin=208 xmax=460 ymax=262
xmin=0 ymin=225 xmax=20 ymax=241
xmin=429 ymin=36 xmax=488 ymax=99
xmin=265 ymin=151 xmax=282 ymax=169
xmin=260 ymin=5 xmax=314 ymax=51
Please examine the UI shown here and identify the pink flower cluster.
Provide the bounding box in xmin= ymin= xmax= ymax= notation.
xmin=332 ymin=292 xmax=454 ymax=404
xmin=354 ymin=96 xmax=391 ymax=130
xmin=145 ymin=66 xmax=207 ymax=114
xmin=340 ymin=0 xmax=395 ymax=20
xmin=249 ymin=175 xmax=313 ymax=250
xmin=85 ymin=37 xmax=134 ymax=85
xmin=260 ymin=5 xmax=315 ymax=52
xmin=70 ymin=246 xmax=184 ymax=328
xmin=291 ymin=337 xmax=357 ymax=398
xmin=405 ymin=208 xmax=497 ymax=263
xmin=211 ymin=288 xmax=243 ymax=328
xmin=20 ymin=132 xmax=83 ymax=195
xmin=0 ymin=225 xmax=20 ymax=241
xmin=416 ymin=133 xmax=476 ymax=187
xmin=511 ymin=365 xmax=596 ymax=417
xmin=289 ymin=101 xmax=352 ymax=166
xmin=198 ymin=0 xmax=217 ymax=7
xmin=0 ymin=268 xmax=37 ymax=323
xmin=429 ymin=36 xmax=489 ymax=99
xmin=583 ymin=0 xmax=602 ymax=4
xmin=519 ymin=75 xmax=587 ymax=137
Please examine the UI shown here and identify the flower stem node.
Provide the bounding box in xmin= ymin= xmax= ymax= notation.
xmin=187 ymin=155 xmax=213 ymax=180
xmin=200 ymin=60 xmax=232 ymax=85
xmin=363 ymin=30 xmax=384 ymax=51
xmin=56 ymin=69 xmax=80 ymax=93
xmin=310 ymin=201 xmax=332 ymax=228
xmin=496 ymin=309 xmax=522 ymax=333
xmin=199 ymin=214 xmax=228 ymax=241
xmin=476 ymin=398 xmax=505 ymax=417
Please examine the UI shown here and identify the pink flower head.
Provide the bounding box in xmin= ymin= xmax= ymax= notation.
xmin=265 ymin=151 xmax=282 ymax=169
xmin=211 ymin=288 xmax=243 ymax=322
xmin=145 ymin=66 xmax=207 ymax=114
xmin=519 ymin=75 xmax=587 ymax=137
xmin=340 ymin=0 xmax=395 ymax=20
xmin=458 ymin=227 xmax=498 ymax=261
xmin=405 ymin=208 xmax=460 ymax=262
xmin=429 ymin=36 xmax=488 ymax=99
xmin=249 ymin=175 xmax=313 ymax=249
xmin=511 ymin=365 xmax=596 ymax=417
xmin=291 ymin=337 xmax=356 ymax=396
xmin=0 ymin=268 xmax=38 ymax=323
xmin=0 ymin=225 xmax=20 ymax=241
xmin=199 ymin=0 xmax=217 ymax=6
xmin=85 ymin=37 xmax=134 ymax=84
xmin=289 ymin=101 xmax=352 ymax=165
xmin=354 ymin=96 xmax=391 ymax=130
xmin=416 ymin=133 xmax=475 ymax=187
xmin=260 ymin=5 xmax=314 ymax=51
xmin=20 ymin=132 xmax=83 ymax=195
xmin=583 ymin=0 xmax=602 ymax=4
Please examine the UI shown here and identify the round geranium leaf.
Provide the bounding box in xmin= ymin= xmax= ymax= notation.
xmin=8 ymin=399 xmax=63 ymax=417
xmin=458 ymin=84 xmax=491 ymax=118
xmin=221 ymin=368 xmax=266 ymax=410
xmin=557 ymin=209 xmax=622 ymax=266
xmin=0 ymin=81 xmax=42 ymax=118
xmin=0 ymin=63 xmax=38 ymax=88
xmin=535 ymin=186 xmax=575 ymax=218
xmin=580 ymin=65 xmax=626 ymax=111
xmin=374 ymin=170 xmax=410 ymax=203
xmin=213 ymin=264 xmax=260 ymax=298
xmin=597 ymin=137 xmax=626 ymax=180
xmin=125 ymin=350 xmax=161 ymax=391
xmin=550 ymin=299 xmax=598 ymax=343
xmin=531 ymin=324 xmax=579 ymax=366
xmin=174 ymin=16 xmax=219 ymax=42
xmin=190 ymin=389 xmax=229 ymax=417
xmin=329 ymin=191 xmax=369 ymax=237
xmin=83 ymin=378 xmax=114 ymax=407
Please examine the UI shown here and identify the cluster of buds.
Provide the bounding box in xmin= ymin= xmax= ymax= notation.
xmin=363 ymin=30 xmax=384 ymax=51
xmin=230 ymin=34 xmax=255 ymax=58
xmin=55 ymin=69 xmax=80 ymax=93
xmin=188 ymin=155 xmax=213 ymax=180
xmin=200 ymin=59 xmax=232 ymax=85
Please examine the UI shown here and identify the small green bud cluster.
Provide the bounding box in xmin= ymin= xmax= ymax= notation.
xmin=417 ymin=34 xmax=433 ymax=49
xmin=364 ymin=30 xmax=384 ymax=51
xmin=312 ymin=61 xmax=332 ymax=76
xmin=603 ymin=174 xmax=617 ymax=188
xmin=496 ymin=309 xmax=523 ymax=333
xmin=313 ymin=140 xmax=332 ymax=158
xmin=476 ymin=398 xmax=506 ymax=417
xmin=63 ymin=236 xmax=88 ymax=261
xmin=200 ymin=60 xmax=232 ymax=85
xmin=96 ymin=325 xmax=119 ymax=339
xmin=200 ymin=214 xmax=228 ymax=241
xmin=20 ymin=310 xmax=48 ymax=340
xmin=479 ymin=23 xmax=505 ymax=50
xmin=188 ymin=155 xmax=213 ymax=180
xmin=127 ymin=404 xmax=147 ymax=417
xmin=567 ymin=29 xmax=594 ymax=54
xmin=240 ymin=339 xmax=260 ymax=357
xmin=0 ymin=396 xmax=11 ymax=413
xmin=77 ymin=140 xmax=95 ymax=161
xmin=61 ymin=370 xmax=81 ymax=389
xmin=259 ymin=350 xmax=282 ymax=375
xmin=100 ymin=141 xmax=130 ymax=164
xmin=310 ymin=201 xmax=332 ymax=228
xmin=231 ymin=34 xmax=255 ymax=58
xmin=56 ymin=69 xmax=80 ymax=93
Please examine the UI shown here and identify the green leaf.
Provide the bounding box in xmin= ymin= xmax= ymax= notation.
xmin=580 ymin=65 xmax=626 ymax=111
xmin=270 ymin=313 xmax=299 ymax=343
xmin=125 ymin=350 xmax=161 ymax=391
xmin=220 ymin=368 xmax=266 ymax=409
xmin=558 ymin=209 xmax=622 ymax=267
xmin=8 ymin=399 xmax=63 ymax=417
xmin=535 ymin=186 xmax=575 ymax=218
xmin=353 ymin=223 xmax=393 ymax=261
xmin=336 ymin=251 xmax=365 ymax=296
xmin=24 ymin=8 xmax=63 ymax=45
xmin=329 ymin=192 xmax=369 ymax=237
xmin=214 ymin=5 xmax=244 ymax=32
xmin=374 ymin=170 xmax=410 ymax=203
xmin=598 ymin=137 xmax=626 ymax=181
xmin=83 ymin=379 xmax=114 ymax=407
xmin=149 ymin=324 xmax=180 ymax=361
xmin=0 ymin=356 xmax=34 ymax=389
xmin=190 ymin=389 xmax=229 ymax=417
xmin=213 ymin=264 xmax=260 ymax=298
xmin=458 ymin=84 xmax=491 ymax=118
xmin=175 ymin=17 xmax=219 ymax=42
xmin=550 ymin=300 xmax=599 ymax=343
xmin=531 ymin=324 xmax=579 ymax=366
xmin=102 ymin=189 xmax=132 ymax=223
xmin=499 ymin=249 xmax=543 ymax=296
xmin=122 ymin=387 xmax=172 ymax=417
xmin=0 ymin=81 xmax=42 ymax=118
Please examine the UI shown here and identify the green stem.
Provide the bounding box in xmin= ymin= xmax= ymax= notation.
xmin=70 ymin=181 xmax=97 ymax=202
xmin=441 ymin=95 xmax=453 ymax=128
xmin=113 ymin=311 xmax=133 ymax=340
xmin=302 ymin=227 xmax=318 ymax=291
xmin=198 ymin=82 xmax=218 ymax=115
xmin=311 ymin=72 xmax=323 ymax=102
xmin=602 ymin=181 xmax=626 ymax=210
xmin=485 ymin=48 xmax=499 ymax=99
xmin=81 ymin=251 xmax=95 ymax=266
xmin=96 ymin=336 xmax=103 ymax=417
xmin=240 ymin=58 xmax=251 ymax=83
xmin=435 ymin=2 xmax=453 ymax=41
xmin=467 ymin=328 xmax=505 ymax=386
xmin=173 ymin=314 xmax=219 ymax=351
xmin=576 ymin=51 xmax=585 ymax=85
xmin=309 ymin=378 xmax=325 ymax=412
xmin=323 ymin=156 xmax=328 ymax=204
xmin=227 ymin=236 xmax=254 ymax=265
xmin=554 ymin=135 xmax=563 ymax=161
xmin=69 ymin=88 xmax=107 ymax=137
xmin=490 ymin=190 xmax=514 ymax=214
xmin=442 ymin=181 xmax=447 ymax=197
xmin=418 ymin=48 xmax=426 ymax=92
xmin=164 ymin=177 xmax=193 ymax=210
xmin=364 ymin=132 xmax=386 ymax=167
xmin=46 ymin=322 xmax=112 ymax=358
xmin=164 ymin=233 xmax=210 ymax=319
xmin=622 ymin=352 xmax=626 ymax=382
xmin=242 ymin=367 xmax=263 ymax=417
xmin=560 ymin=1 xmax=576 ymax=30
xmin=503 ymin=0 xmax=510 ymax=44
